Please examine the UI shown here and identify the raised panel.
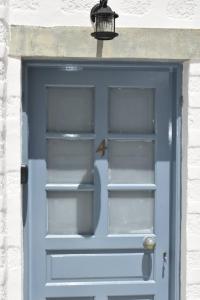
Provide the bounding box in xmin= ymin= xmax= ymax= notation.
xmin=47 ymin=251 xmax=153 ymax=282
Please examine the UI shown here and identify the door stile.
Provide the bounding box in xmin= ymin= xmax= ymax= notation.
xmin=154 ymin=75 xmax=171 ymax=300
xmin=94 ymin=85 xmax=109 ymax=237
xmin=28 ymin=78 xmax=48 ymax=300
xmin=169 ymin=66 xmax=182 ymax=300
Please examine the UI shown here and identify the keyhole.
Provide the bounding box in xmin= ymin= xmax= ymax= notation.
xmin=162 ymin=252 xmax=167 ymax=278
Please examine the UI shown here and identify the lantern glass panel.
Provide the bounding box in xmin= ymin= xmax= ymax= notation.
xmin=96 ymin=14 xmax=114 ymax=32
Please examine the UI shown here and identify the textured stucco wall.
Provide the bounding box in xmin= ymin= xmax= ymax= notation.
xmin=0 ymin=0 xmax=8 ymax=299
xmin=1 ymin=1 xmax=200 ymax=300
xmin=9 ymin=0 xmax=200 ymax=28
xmin=5 ymin=57 xmax=21 ymax=300
xmin=185 ymin=63 xmax=200 ymax=300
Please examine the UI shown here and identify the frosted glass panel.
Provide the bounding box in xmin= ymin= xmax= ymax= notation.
xmin=109 ymin=88 xmax=154 ymax=133
xmin=48 ymin=299 xmax=94 ymax=300
xmin=48 ymin=192 xmax=93 ymax=235
xmin=47 ymin=87 xmax=94 ymax=132
xmin=109 ymin=191 xmax=154 ymax=234
xmin=47 ymin=140 xmax=93 ymax=184
xmin=109 ymin=141 xmax=154 ymax=184
xmin=109 ymin=297 xmax=153 ymax=300
xmin=48 ymin=298 xmax=94 ymax=300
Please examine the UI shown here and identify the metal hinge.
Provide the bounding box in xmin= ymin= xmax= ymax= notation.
xmin=180 ymin=95 xmax=183 ymax=109
xmin=22 ymin=89 xmax=25 ymax=105
xmin=21 ymin=164 xmax=28 ymax=184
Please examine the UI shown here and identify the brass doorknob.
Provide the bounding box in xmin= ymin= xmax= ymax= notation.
xmin=143 ymin=237 xmax=156 ymax=251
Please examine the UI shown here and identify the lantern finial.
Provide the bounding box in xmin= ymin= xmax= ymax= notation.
xmin=100 ymin=0 xmax=108 ymax=8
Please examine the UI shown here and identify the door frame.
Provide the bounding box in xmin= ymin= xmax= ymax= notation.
xmin=22 ymin=60 xmax=182 ymax=300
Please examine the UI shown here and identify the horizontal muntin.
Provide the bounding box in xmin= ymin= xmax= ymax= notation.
xmin=108 ymin=134 xmax=156 ymax=141
xmin=46 ymin=184 xmax=94 ymax=191
xmin=46 ymin=184 xmax=156 ymax=192
xmin=46 ymin=132 xmax=95 ymax=140
xmin=46 ymin=133 xmax=155 ymax=141
xmin=108 ymin=184 xmax=156 ymax=191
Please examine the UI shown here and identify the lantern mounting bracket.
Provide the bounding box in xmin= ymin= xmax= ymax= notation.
xmin=100 ymin=0 xmax=108 ymax=7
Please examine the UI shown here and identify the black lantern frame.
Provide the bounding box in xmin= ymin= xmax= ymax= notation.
xmin=90 ymin=0 xmax=119 ymax=40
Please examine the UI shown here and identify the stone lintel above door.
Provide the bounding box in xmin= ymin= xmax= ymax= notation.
xmin=9 ymin=25 xmax=200 ymax=60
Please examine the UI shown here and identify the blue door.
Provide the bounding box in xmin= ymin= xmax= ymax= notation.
xmin=24 ymin=62 xmax=179 ymax=300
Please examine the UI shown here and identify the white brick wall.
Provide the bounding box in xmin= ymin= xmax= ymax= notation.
xmin=186 ymin=62 xmax=200 ymax=300
xmin=6 ymin=57 xmax=22 ymax=300
xmin=0 ymin=0 xmax=8 ymax=299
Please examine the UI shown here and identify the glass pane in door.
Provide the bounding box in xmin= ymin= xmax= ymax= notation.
xmin=48 ymin=191 xmax=93 ymax=235
xmin=48 ymin=298 xmax=94 ymax=300
xmin=108 ymin=141 xmax=154 ymax=184
xmin=109 ymin=191 xmax=154 ymax=234
xmin=47 ymin=87 xmax=94 ymax=133
xmin=109 ymin=88 xmax=154 ymax=133
xmin=109 ymin=297 xmax=153 ymax=300
xmin=47 ymin=140 xmax=94 ymax=184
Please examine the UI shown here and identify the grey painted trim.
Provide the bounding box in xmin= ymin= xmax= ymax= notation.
xmin=22 ymin=63 xmax=29 ymax=300
xmin=22 ymin=60 xmax=182 ymax=300
xmin=107 ymin=184 xmax=157 ymax=191
xmin=45 ymin=184 xmax=94 ymax=191
xmin=108 ymin=134 xmax=156 ymax=141
xmin=46 ymin=133 xmax=95 ymax=140
xmin=11 ymin=25 xmax=200 ymax=59
xmin=169 ymin=64 xmax=183 ymax=300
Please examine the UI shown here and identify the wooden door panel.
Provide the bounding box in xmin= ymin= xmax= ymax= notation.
xmin=26 ymin=63 xmax=174 ymax=300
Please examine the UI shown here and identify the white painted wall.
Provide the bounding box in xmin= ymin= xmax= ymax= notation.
xmin=6 ymin=57 xmax=21 ymax=300
xmin=9 ymin=0 xmax=200 ymax=28
xmin=0 ymin=1 xmax=8 ymax=299
xmin=0 ymin=0 xmax=200 ymax=300
xmin=185 ymin=62 xmax=200 ymax=300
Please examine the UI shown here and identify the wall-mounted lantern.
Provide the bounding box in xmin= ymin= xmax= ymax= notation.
xmin=90 ymin=0 xmax=119 ymax=40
